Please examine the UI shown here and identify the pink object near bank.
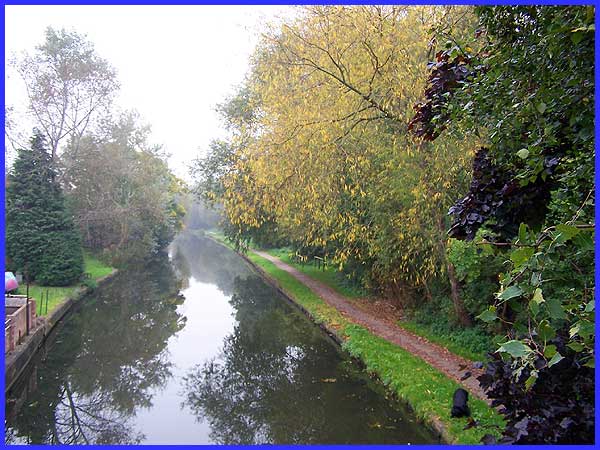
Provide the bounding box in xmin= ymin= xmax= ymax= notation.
xmin=5 ymin=272 xmax=19 ymax=292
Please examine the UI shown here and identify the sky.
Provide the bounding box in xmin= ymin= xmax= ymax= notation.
xmin=4 ymin=5 xmax=295 ymax=181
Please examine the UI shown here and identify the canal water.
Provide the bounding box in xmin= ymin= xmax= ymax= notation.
xmin=5 ymin=231 xmax=438 ymax=444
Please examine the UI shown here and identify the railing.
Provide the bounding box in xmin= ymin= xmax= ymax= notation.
xmin=38 ymin=290 xmax=50 ymax=316
xmin=288 ymin=251 xmax=328 ymax=271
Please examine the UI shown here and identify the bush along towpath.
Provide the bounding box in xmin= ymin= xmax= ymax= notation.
xmin=209 ymin=234 xmax=505 ymax=444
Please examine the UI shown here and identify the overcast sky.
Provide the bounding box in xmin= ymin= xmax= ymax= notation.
xmin=5 ymin=5 xmax=295 ymax=181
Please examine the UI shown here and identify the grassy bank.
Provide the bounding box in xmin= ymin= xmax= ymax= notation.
xmin=83 ymin=252 xmax=114 ymax=279
xmin=16 ymin=252 xmax=114 ymax=317
xmin=208 ymin=232 xmax=504 ymax=444
xmin=397 ymin=321 xmax=491 ymax=362
xmin=265 ymin=247 xmax=368 ymax=299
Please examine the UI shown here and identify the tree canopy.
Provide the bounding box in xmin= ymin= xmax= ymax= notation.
xmin=10 ymin=27 xmax=119 ymax=162
xmin=63 ymin=112 xmax=186 ymax=265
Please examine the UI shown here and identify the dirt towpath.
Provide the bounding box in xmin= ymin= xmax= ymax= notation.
xmin=253 ymin=249 xmax=489 ymax=402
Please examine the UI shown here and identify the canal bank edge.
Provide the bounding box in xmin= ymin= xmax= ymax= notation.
xmin=4 ymin=270 xmax=119 ymax=393
xmin=227 ymin=245 xmax=449 ymax=444
xmin=206 ymin=234 xmax=504 ymax=445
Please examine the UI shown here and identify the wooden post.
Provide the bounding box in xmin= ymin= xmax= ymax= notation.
xmin=25 ymin=271 xmax=30 ymax=336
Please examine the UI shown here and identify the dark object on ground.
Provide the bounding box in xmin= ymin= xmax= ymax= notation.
xmin=460 ymin=371 xmax=472 ymax=381
xmin=451 ymin=388 xmax=470 ymax=418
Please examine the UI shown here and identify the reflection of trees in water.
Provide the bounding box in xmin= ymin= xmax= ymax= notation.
xmin=182 ymin=275 xmax=429 ymax=445
xmin=171 ymin=244 xmax=192 ymax=290
xmin=170 ymin=233 xmax=251 ymax=295
xmin=6 ymin=253 xmax=185 ymax=444
xmin=48 ymin=383 xmax=143 ymax=444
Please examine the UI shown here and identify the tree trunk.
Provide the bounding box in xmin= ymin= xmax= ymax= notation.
xmin=446 ymin=260 xmax=472 ymax=326
xmin=423 ymin=282 xmax=433 ymax=303
xmin=438 ymin=217 xmax=472 ymax=326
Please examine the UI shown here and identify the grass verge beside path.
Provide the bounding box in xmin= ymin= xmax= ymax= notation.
xmin=397 ymin=321 xmax=490 ymax=362
xmin=15 ymin=253 xmax=114 ymax=317
xmin=208 ymin=232 xmax=504 ymax=444
xmin=265 ymin=245 xmax=493 ymax=362
xmin=265 ymin=247 xmax=368 ymax=299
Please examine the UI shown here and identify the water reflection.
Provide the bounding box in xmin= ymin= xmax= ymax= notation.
xmin=5 ymin=254 xmax=184 ymax=444
xmin=170 ymin=231 xmax=251 ymax=295
xmin=182 ymin=273 xmax=436 ymax=445
xmin=5 ymin=233 xmax=437 ymax=444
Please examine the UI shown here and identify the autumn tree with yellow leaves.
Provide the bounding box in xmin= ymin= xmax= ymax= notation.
xmin=193 ymin=5 xmax=480 ymax=325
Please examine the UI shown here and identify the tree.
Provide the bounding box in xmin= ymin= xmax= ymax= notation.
xmin=6 ymin=130 xmax=84 ymax=286
xmin=410 ymin=5 xmax=594 ymax=443
xmin=63 ymin=112 xmax=185 ymax=264
xmin=10 ymin=27 xmax=119 ymax=164
xmin=191 ymin=84 xmax=286 ymax=250
xmin=191 ymin=139 xmax=237 ymax=206
xmin=197 ymin=6 xmax=477 ymax=323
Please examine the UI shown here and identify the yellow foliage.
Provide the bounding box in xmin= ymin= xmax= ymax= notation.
xmin=217 ymin=5 xmax=479 ymax=292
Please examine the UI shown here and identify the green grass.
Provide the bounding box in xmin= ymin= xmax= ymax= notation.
xmin=342 ymin=324 xmax=504 ymax=444
xmin=246 ymin=251 xmax=351 ymax=329
xmin=83 ymin=251 xmax=114 ymax=279
xmin=397 ymin=321 xmax=490 ymax=362
xmin=16 ymin=252 xmax=114 ymax=317
xmin=19 ymin=284 xmax=79 ymax=317
xmin=209 ymin=232 xmax=505 ymax=443
xmin=264 ymin=247 xmax=367 ymax=299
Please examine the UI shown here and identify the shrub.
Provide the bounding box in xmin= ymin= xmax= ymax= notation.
xmin=409 ymin=296 xmax=495 ymax=360
xmin=447 ymin=231 xmax=504 ymax=318
xmin=81 ymin=277 xmax=98 ymax=291
xmin=478 ymin=333 xmax=594 ymax=444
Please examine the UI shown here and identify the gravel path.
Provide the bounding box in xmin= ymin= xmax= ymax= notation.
xmin=253 ymin=249 xmax=489 ymax=402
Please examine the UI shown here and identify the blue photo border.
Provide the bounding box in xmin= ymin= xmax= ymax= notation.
xmin=1 ymin=1 xmax=597 ymax=449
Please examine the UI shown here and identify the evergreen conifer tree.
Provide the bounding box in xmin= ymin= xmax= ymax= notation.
xmin=6 ymin=130 xmax=84 ymax=286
